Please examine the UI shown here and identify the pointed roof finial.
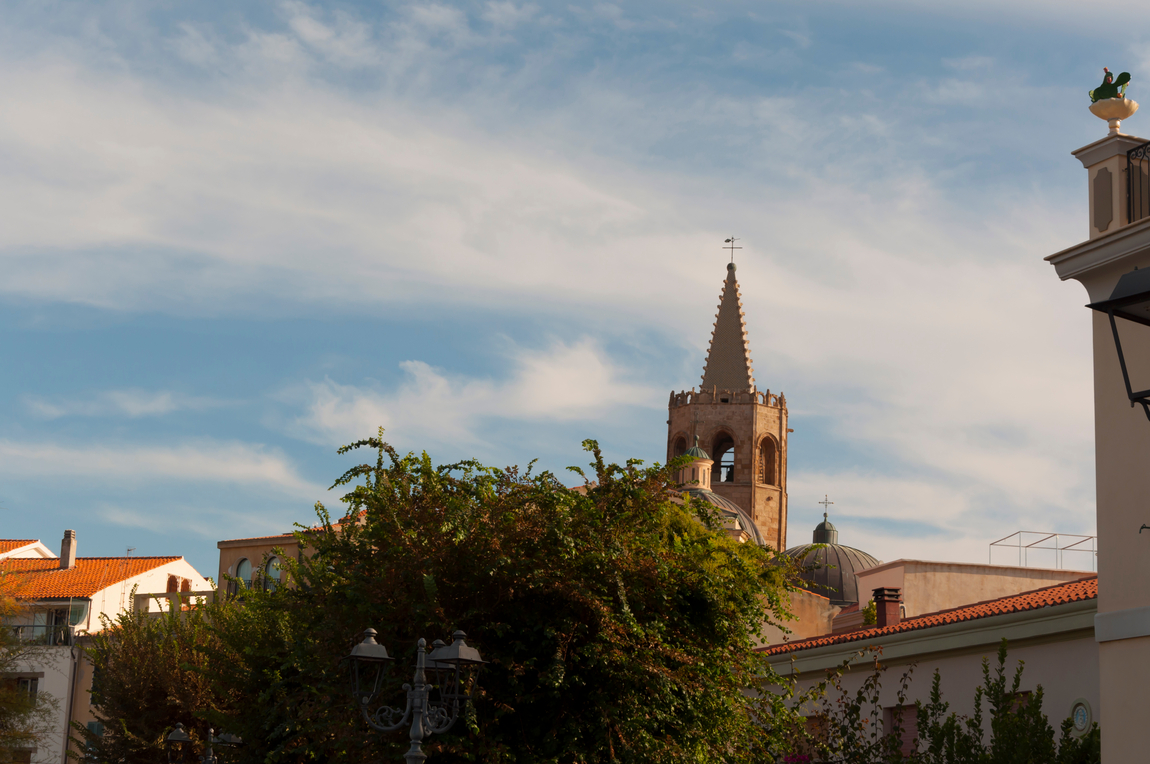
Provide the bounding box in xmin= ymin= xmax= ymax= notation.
xmin=700 ymin=250 xmax=755 ymax=392
xmin=724 ymin=236 xmax=741 ymax=263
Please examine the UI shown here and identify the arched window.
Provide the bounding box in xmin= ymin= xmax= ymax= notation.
xmin=264 ymin=556 xmax=282 ymax=592
xmin=711 ymin=433 xmax=735 ymax=483
xmin=759 ymin=437 xmax=778 ymax=485
xmin=672 ymin=436 xmax=687 ymax=458
xmin=235 ymin=558 xmax=252 ymax=587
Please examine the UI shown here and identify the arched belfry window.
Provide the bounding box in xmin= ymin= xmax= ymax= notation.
xmin=672 ymin=436 xmax=687 ymax=458
xmin=711 ymin=433 xmax=735 ymax=483
xmin=759 ymin=437 xmax=778 ymax=486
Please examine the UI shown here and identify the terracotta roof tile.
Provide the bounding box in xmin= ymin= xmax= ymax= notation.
xmin=0 ymin=557 xmax=180 ymax=599
xmin=763 ymin=576 xmax=1098 ymax=656
xmin=0 ymin=540 xmax=40 ymax=554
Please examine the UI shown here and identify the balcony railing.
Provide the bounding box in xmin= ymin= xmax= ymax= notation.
xmin=1127 ymin=140 xmax=1150 ymax=224
xmin=8 ymin=624 xmax=73 ymax=646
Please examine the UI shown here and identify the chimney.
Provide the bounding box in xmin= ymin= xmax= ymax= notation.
xmin=873 ymin=587 xmax=901 ymax=629
xmin=60 ymin=530 xmax=76 ymax=570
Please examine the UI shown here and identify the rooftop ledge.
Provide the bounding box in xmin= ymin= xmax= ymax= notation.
xmin=1045 ymin=214 xmax=1150 ymax=294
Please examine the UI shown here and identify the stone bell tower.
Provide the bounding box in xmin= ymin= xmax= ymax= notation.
xmin=666 ymin=261 xmax=789 ymax=550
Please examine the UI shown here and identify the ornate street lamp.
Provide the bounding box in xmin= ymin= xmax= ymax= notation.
xmin=347 ymin=628 xmax=486 ymax=764
xmin=165 ymin=723 xmax=242 ymax=764
xmin=1088 ymin=266 xmax=1150 ymax=421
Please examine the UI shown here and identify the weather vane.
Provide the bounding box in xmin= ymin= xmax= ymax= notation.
xmin=818 ymin=494 xmax=833 ymax=521
xmin=723 ymin=237 xmax=741 ymax=263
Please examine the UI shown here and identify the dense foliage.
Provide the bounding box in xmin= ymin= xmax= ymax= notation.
xmin=71 ymin=594 xmax=230 ymax=762
xmin=795 ymin=640 xmax=1100 ymax=764
xmin=0 ymin=594 xmax=59 ymax=763
xmin=78 ymin=435 xmax=811 ymax=763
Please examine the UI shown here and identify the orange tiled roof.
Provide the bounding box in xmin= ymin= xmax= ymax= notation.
xmin=0 ymin=557 xmax=180 ymax=599
xmin=0 ymin=540 xmax=40 ymax=554
xmin=763 ymin=576 xmax=1098 ymax=656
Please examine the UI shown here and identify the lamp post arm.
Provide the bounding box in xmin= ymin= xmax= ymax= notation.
xmin=1109 ymin=312 xmax=1150 ymax=421
xmin=1109 ymin=312 xmax=1138 ymax=402
xmin=362 ymin=693 xmax=413 ymax=733
xmin=424 ymin=700 xmax=460 ymax=736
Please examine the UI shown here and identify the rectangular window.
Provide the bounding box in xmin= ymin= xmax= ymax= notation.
xmin=85 ymin=721 xmax=105 ymax=762
xmin=884 ymin=705 xmax=918 ymax=757
xmin=16 ymin=678 xmax=38 ymax=697
xmin=798 ymin=714 xmax=828 ymax=757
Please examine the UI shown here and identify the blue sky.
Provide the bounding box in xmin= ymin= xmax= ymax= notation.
xmin=0 ymin=0 xmax=1134 ymax=576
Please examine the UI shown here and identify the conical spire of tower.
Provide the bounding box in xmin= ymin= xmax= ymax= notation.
xmin=700 ymin=262 xmax=755 ymax=391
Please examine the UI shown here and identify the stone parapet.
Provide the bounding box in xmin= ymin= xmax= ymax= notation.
xmin=669 ymin=387 xmax=787 ymax=410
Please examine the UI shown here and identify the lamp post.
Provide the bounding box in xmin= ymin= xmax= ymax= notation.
xmin=1088 ymin=266 xmax=1150 ymax=421
xmin=165 ymin=723 xmax=242 ymax=764
xmin=347 ymin=627 xmax=485 ymax=764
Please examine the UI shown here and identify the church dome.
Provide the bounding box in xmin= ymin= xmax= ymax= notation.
xmin=683 ymin=435 xmax=710 ymax=461
xmin=783 ymin=516 xmax=879 ymax=606
xmin=679 ymin=488 xmax=765 ymax=546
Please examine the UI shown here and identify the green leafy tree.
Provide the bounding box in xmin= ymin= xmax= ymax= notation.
xmin=71 ymin=594 xmax=233 ymax=763
xmin=200 ymin=434 xmax=811 ymax=763
xmin=0 ymin=594 xmax=59 ymax=763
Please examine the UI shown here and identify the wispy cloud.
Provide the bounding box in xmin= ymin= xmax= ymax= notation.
xmin=0 ymin=440 xmax=323 ymax=498
xmin=291 ymin=338 xmax=659 ymax=448
xmin=24 ymin=389 xmax=228 ymax=419
xmin=99 ymin=502 xmax=293 ymax=542
xmin=0 ymin=1 xmax=1114 ymax=568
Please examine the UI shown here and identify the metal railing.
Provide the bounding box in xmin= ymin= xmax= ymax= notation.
xmin=1127 ymin=140 xmax=1150 ymax=224
xmin=8 ymin=624 xmax=73 ymax=646
xmin=132 ymin=590 xmax=215 ymax=613
xmin=989 ymin=531 xmax=1097 ymax=571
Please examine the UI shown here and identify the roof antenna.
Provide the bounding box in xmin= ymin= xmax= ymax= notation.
xmin=723 ymin=237 xmax=741 ymax=263
xmin=126 ymin=547 xmax=135 ymax=557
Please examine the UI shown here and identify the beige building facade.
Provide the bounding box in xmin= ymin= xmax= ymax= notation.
xmin=216 ymin=532 xmax=299 ymax=594
xmin=766 ymin=577 xmax=1100 ymax=752
xmin=1046 ymin=126 xmax=1150 ymax=764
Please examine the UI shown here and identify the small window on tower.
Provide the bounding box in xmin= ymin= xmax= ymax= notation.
xmin=672 ymin=437 xmax=687 ymax=458
xmin=759 ymin=437 xmax=778 ymax=486
xmin=711 ymin=434 xmax=735 ymax=483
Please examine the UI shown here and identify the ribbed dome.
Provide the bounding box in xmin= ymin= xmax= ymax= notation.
xmin=783 ymin=517 xmax=879 ymax=605
xmin=683 ymin=435 xmax=710 ymax=461
xmin=680 ymin=488 xmax=764 ymax=546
